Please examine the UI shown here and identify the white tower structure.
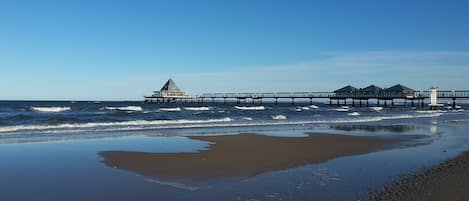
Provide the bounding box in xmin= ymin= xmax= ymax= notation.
xmin=428 ymin=87 xmax=442 ymax=110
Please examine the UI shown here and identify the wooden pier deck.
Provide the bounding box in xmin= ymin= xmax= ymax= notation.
xmin=145 ymin=90 xmax=469 ymax=108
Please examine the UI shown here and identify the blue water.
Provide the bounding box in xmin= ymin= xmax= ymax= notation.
xmin=0 ymin=100 xmax=464 ymax=138
xmin=0 ymin=101 xmax=468 ymax=201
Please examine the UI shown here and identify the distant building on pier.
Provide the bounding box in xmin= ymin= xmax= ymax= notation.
xmin=382 ymin=84 xmax=416 ymax=98
xmin=144 ymin=79 xmax=196 ymax=103
xmin=333 ymin=84 xmax=416 ymax=98
xmin=358 ymin=85 xmax=383 ymax=97
xmin=333 ymin=85 xmax=358 ymax=97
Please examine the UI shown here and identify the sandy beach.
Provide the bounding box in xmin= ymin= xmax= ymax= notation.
xmin=100 ymin=133 xmax=400 ymax=180
xmin=370 ymin=151 xmax=469 ymax=201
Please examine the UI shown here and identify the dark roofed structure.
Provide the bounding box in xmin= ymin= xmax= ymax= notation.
xmin=362 ymin=85 xmax=383 ymax=92
xmin=357 ymin=85 xmax=383 ymax=97
xmin=382 ymin=84 xmax=416 ymax=98
xmin=334 ymin=85 xmax=358 ymax=97
xmin=160 ymin=79 xmax=181 ymax=92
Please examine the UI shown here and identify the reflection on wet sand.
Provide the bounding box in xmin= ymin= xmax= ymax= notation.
xmin=331 ymin=124 xmax=415 ymax=133
xmin=99 ymin=133 xmax=400 ymax=181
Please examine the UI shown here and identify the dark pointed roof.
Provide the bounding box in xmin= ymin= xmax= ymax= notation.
xmin=334 ymin=85 xmax=358 ymax=93
xmin=385 ymin=84 xmax=415 ymax=92
xmin=361 ymin=85 xmax=383 ymax=92
xmin=160 ymin=79 xmax=181 ymax=92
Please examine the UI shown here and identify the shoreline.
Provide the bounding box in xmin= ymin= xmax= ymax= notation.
xmin=370 ymin=150 xmax=469 ymax=201
xmin=100 ymin=133 xmax=401 ymax=181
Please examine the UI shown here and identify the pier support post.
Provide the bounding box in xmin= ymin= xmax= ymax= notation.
xmin=384 ymin=100 xmax=387 ymax=107
xmin=291 ymin=98 xmax=295 ymax=105
xmin=377 ymin=99 xmax=380 ymax=106
xmin=336 ymin=99 xmax=339 ymax=106
xmin=359 ymin=100 xmax=362 ymax=107
xmin=453 ymin=98 xmax=456 ymax=109
xmin=411 ymin=100 xmax=414 ymax=107
xmin=391 ymin=99 xmax=394 ymax=107
xmin=310 ymin=98 xmax=313 ymax=105
xmin=367 ymin=99 xmax=369 ymax=107
xmin=275 ymin=98 xmax=278 ymax=105
xmin=329 ymin=99 xmax=332 ymax=105
xmin=344 ymin=99 xmax=347 ymax=105
xmin=352 ymin=99 xmax=355 ymax=106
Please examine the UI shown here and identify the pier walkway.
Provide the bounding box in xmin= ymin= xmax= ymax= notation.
xmin=144 ymin=79 xmax=469 ymax=108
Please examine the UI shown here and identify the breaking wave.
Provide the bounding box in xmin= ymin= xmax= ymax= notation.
xmin=184 ymin=107 xmax=211 ymax=111
xmin=234 ymin=106 xmax=265 ymax=110
xmin=0 ymin=117 xmax=233 ymax=134
xmin=31 ymin=107 xmax=71 ymax=113
xmin=272 ymin=115 xmax=287 ymax=120
xmin=104 ymin=106 xmax=143 ymax=111
xmin=160 ymin=107 xmax=182 ymax=112
xmin=348 ymin=112 xmax=360 ymax=116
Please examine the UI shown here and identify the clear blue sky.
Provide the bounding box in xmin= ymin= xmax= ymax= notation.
xmin=1 ymin=0 xmax=468 ymax=100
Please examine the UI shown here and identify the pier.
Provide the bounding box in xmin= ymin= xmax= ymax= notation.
xmin=144 ymin=79 xmax=469 ymax=108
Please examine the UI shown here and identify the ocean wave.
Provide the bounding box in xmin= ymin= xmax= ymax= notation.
xmin=95 ymin=113 xmax=443 ymax=133
xmin=160 ymin=107 xmax=181 ymax=112
xmin=415 ymin=110 xmax=447 ymax=113
xmin=184 ymin=107 xmax=211 ymax=111
xmin=0 ymin=117 xmax=233 ymax=134
xmin=31 ymin=107 xmax=71 ymax=113
xmin=348 ymin=112 xmax=360 ymax=116
xmin=104 ymin=106 xmax=143 ymax=111
xmin=234 ymin=106 xmax=265 ymax=110
xmin=272 ymin=115 xmax=287 ymax=120
xmin=0 ymin=113 xmax=442 ymax=135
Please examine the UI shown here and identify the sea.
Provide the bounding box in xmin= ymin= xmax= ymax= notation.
xmin=0 ymin=100 xmax=468 ymax=200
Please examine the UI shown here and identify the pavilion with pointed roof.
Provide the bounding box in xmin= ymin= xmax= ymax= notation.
xmin=144 ymin=79 xmax=196 ymax=103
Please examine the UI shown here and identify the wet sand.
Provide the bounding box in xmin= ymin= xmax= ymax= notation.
xmin=370 ymin=151 xmax=469 ymax=201
xmin=100 ymin=133 xmax=399 ymax=180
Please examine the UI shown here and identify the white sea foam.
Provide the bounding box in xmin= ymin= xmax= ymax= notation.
xmin=348 ymin=112 xmax=360 ymax=116
xmin=104 ymin=106 xmax=143 ymax=111
xmin=370 ymin=107 xmax=383 ymax=112
xmin=160 ymin=107 xmax=181 ymax=112
xmin=0 ymin=117 xmax=233 ymax=134
xmin=242 ymin=117 xmax=253 ymax=121
xmin=415 ymin=110 xmax=447 ymax=113
xmin=184 ymin=107 xmax=211 ymax=111
xmin=234 ymin=106 xmax=265 ymax=110
xmin=309 ymin=105 xmax=319 ymax=109
xmin=272 ymin=115 xmax=287 ymax=120
xmin=334 ymin=108 xmax=349 ymax=112
xmin=31 ymin=107 xmax=71 ymax=113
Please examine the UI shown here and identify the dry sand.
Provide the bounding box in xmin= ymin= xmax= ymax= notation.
xmin=370 ymin=151 xmax=469 ymax=201
xmin=100 ymin=133 xmax=399 ymax=180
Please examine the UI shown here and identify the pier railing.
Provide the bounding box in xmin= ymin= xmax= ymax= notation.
xmin=201 ymin=92 xmax=335 ymax=99
xmin=200 ymin=90 xmax=469 ymax=100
